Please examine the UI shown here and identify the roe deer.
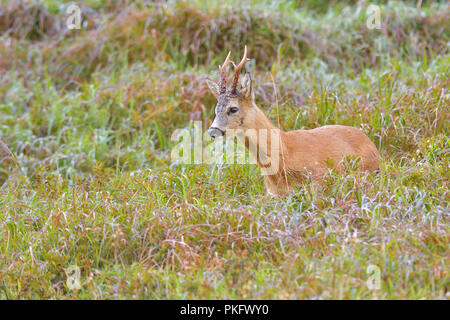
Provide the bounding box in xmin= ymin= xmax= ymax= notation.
xmin=205 ymin=46 xmax=380 ymax=195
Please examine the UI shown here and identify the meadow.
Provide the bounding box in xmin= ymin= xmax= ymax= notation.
xmin=0 ymin=0 xmax=448 ymax=299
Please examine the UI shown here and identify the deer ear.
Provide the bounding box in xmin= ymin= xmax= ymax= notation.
xmin=205 ymin=78 xmax=220 ymax=99
xmin=240 ymin=73 xmax=253 ymax=100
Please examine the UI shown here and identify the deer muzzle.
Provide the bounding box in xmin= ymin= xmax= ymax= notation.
xmin=208 ymin=127 xmax=225 ymax=139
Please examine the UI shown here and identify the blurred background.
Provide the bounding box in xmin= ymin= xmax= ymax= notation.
xmin=0 ymin=0 xmax=448 ymax=181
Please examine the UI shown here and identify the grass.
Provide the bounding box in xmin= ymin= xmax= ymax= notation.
xmin=0 ymin=0 xmax=449 ymax=299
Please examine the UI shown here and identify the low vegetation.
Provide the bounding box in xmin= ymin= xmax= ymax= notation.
xmin=0 ymin=0 xmax=448 ymax=299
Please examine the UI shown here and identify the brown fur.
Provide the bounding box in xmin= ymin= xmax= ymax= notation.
xmin=242 ymin=102 xmax=380 ymax=195
xmin=206 ymin=50 xmax=380 ymax=195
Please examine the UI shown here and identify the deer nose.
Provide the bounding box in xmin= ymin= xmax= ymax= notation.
xmin=208 ymin=127 xmax=225 ymax=139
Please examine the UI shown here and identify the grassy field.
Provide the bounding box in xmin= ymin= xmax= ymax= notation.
xmin=0 ymin=0 xmax=448 ymax=299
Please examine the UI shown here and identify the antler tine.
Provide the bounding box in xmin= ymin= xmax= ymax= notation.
xmin=219 ymin=51 xmax=232 ymax=72
xmin=231 ymin=45 xmax=250 ymax=94
xmin=218 ymin=51 xmax=232 ymax=94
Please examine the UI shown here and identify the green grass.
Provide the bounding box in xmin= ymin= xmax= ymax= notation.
xmin=0 ymin=0 xmax=449 ymax=299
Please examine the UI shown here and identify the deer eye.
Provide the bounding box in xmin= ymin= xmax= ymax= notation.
xmin=229 ymin=107 xmax=239 ymax=114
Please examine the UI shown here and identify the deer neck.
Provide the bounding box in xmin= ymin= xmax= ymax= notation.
xmin=253 ymin=104 xmax=277 ymax=132
xmin=244 ymin=104 xmax=285 ymax=174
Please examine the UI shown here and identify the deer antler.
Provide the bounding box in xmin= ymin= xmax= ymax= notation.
xmin=218 ymin=51 xmax=232 ymax=94
xmin=230 ymin=45 xmax=250 ymax=94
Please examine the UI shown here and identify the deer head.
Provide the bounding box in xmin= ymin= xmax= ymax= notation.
xmin=206 ymin=46 xmax=254 ymax=138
